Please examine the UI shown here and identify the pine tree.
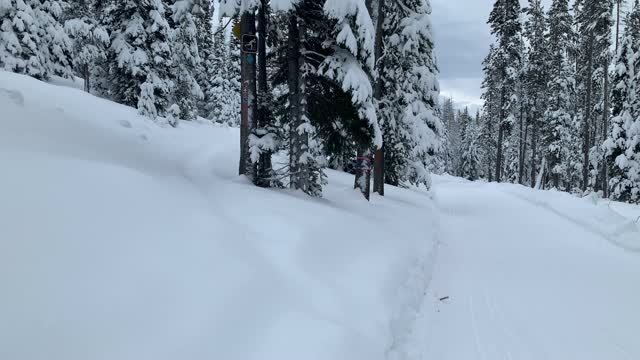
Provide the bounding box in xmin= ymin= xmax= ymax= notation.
xmin=320 ymin=0 xmax=380 ymax=198
xmin=167 ymin=0 xmax=204 ymax=121
xmin=0 ymin=0 xmax=73 ymax=79
xmin=544 ymin=0 xmax=577 ymax=189
xmin=225 ymin=33 xmax=242 ymax=126
xmin=487 ymin=0 xmax=523 ymax=182
xmin=100 ymin=0 xmax=174 ymax=119
xmin=604 ymin=1 xmax=640 ymax=202
xmin=575 ymin=0 xmax=614 ymax=191
xmin=523 ymin=0 xmax=548 ymax=186
xmin=440 ymin=97 xmax=456 ymax=174
xmin=479 ymin=45 xmax=500 ymax=182
xmin=461 ymin=111 xmax=482 ymax=181
xmin=64 ymin=0 xmax=110 ymax=92
xmin=379 ymin=0 xmax=442 ymax=189
xmin=194 ymin=0 xmax=216 ymax=119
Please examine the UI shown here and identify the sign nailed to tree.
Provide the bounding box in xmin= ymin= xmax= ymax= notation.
xmin=242 ymin=34 xmax=258 ymax=54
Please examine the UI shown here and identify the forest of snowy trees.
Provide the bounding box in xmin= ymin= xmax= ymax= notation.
xmin=443 ymin=0 xmax=640 ymax=204
xmin=2 ymin=0 xmax=640 ymax=204
xmin=0 ymin=0 xmax=443 ymax=200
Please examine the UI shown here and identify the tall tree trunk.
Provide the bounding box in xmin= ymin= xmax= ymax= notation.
xmin=256 ymin=0 xmax=272 ymax=187
xmin=518 ymin=104 xmax=525 ymax=184
xmin=495 ymin=87 xmax=506 ymax=182
xmin=615 ymin=0 xmax=622 ymax=52
xmin=240 ymin=12 xmax=258 ymax=179
xmin=287 ymin=12 xmax=302 ymax=190
xmin=530 ymin=113 xmax=538 ymax=188
xmin=602 ymin=54 xmax=610 ymax=197
xmin=83 ymin=64 xmax=90 ymax=93
xmin=582 ymin=32 xmax=595 ymax=192
xmin=372 ymin=0 xmax=386 ymax=196
xmin=522 ymin=116 xmax=529 ymax=184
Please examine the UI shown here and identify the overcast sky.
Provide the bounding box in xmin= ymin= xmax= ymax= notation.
xmin=431 ymin=0 xmax=553 ymax=112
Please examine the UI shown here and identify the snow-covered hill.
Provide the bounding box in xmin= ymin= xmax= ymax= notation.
xmin=0 ymin=71 xmax=437 ymax=360
xmin=1 ymin=71 xmax=639 ymax=360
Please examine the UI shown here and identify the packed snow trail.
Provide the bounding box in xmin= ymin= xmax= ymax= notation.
xmin=420 ymin=178 xmax=640 ymax=360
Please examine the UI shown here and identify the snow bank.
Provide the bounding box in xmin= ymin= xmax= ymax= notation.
xmin=0 ymin=71 xmax=437 ymax=360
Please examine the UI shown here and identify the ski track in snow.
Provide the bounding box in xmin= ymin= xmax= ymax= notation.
xmin=413 ymin=179 xmax=640 ymax=360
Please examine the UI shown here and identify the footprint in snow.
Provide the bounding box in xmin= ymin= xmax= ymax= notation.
xmin=119 ymin=119 xmax=133 ymax=129
xmin=0 ymin=88 xmax=25 ymax=106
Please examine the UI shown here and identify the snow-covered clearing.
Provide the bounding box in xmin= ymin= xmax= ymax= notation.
xmin=1 ymin=71 xmax=639 ymax=359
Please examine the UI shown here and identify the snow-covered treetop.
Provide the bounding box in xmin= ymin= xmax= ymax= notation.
xmin=324 ymin=0 xmax=375 ymax=71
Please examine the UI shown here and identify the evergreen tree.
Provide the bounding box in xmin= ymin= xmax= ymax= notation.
xmin=575 ymin=0 xmax=614 ymax=191
xmin=544 ymin=0 xmax=577 ymax=189
xmin=604 ymin=1 xmax=640 ymax=202
xmin=487 ymin=0 xmax=523 ymax=182
xmin=194 ymin=0 xmax=217 ymax=119
xmin=460 ymin=110 xmax=482 ymax=181
xmin=100 ymin=0 xmax=174 ymax=119
xmin=523 ymin=0 xmax=548 ymax=186
xmin=0 ymin=0 xmax=73 ymax=79
xmin=479 ymin=45 xmax=500 ymax=182
xmin=440 ymin=97 xmax=456 ymax=174
xmin=167 ymin=0 xmax=204 ymax=121
xmin=379 ymin=0 xmax=443 ymax=188
xmin=64 ymin=0 xmax=110 ymax=92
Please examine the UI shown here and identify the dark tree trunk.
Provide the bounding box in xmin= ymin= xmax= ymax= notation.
xmin=530 ymin=99 xmax=539 ymax=188
xmin=601 ymin=54 xmax=610 ymax=197
xmin=287 ymin=12 xmax=302 ymax=190
xmin=522 ymin=116 xmax=529 ymax=184
xmin=240 ymin=12 xmax=258 ymax=179
xmin=530 ymin=115 xmax=538 ymax=188
xmin=582 ymin=32 xmax=594 ymax=192
xmin=615 ymin=0 xmax=622 ymax=53
xmin=495 ymin=87 xmax=506 ymax=182
xmin=256 ymin=0 xmax=272 ymax=187
xmin=518 ymin=104 xmax=525 ymax=184
xmin=83 ymin=64 xmax=91 ymax=93
xmin=372 ymin=0 xmax=385 ymax=196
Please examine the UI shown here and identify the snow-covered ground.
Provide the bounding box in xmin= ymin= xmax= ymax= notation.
xmin=1 ymin=70 xmax=639 ymax=360
xmin=419 ymin=178 xmax=640 ymax=360
xmin=0 ymin=71 xmax=437 ymax=360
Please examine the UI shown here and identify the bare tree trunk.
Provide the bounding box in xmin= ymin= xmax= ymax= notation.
xmin=83 ymin=64 xmax=90 ymax=93
xmin=287 ymin=12 xmax=302 ymax=190
xmin=582 ymin=32 xmax=595 ymax=192
xmin=240 ymin=12 xmax=258 ymax=179
xmin=495 ymin=87 xmax=506 ymax=182
xmin=530 ymin=100 xmax=539 ymax=188
xmin=602 ymin=54 xmax=610 ymax=197
xmin=615 ymin=0 xmax=622 ymax=53
xmin=530 ymin=118 xmax=538 ymax=188
xmin=518 ymin=104 xmax=525 ymax=184
xmin=256 ymin=0 xmax=272 ymax=187
xmin=522 ymin=117 xmax=529 ymax=184
xmin=372 ymin=0 xmax=386 ymax=196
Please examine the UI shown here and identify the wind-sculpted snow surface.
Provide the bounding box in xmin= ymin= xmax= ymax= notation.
xmin=0 ymin=71 xmax=437 ymax=360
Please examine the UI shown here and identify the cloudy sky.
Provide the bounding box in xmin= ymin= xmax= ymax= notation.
xmin=431 ymin=0 xmax=552 ymax=112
